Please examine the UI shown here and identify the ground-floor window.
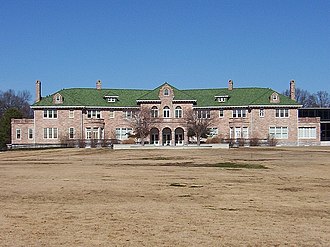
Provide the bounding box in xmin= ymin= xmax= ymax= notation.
xmin=230 ymin=127 xmax=248 ymax=139
xmin=208 ymin=128 xmax=218 ymax=137
xmin=43 ymin=128 xmax=58 ymax=139
xmin=116 ymin=127 xmax=133 ymax=140
xmin=69 ymin=127 xmax=75 ymax=139
xmin=269 ymin=127 xmax=288 ymax=139
xmin=298 ymin=127 xmax=316 ymax=139
xmin=28 ymin=128 xmax=33 ymax=139
xmin=85 ymin=127 xmax=103 ymax=139
xmin=16 ymin=129 xmax=21 ymax=140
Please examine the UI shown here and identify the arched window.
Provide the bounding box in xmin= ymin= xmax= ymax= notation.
xmin=151 ymin=106 xmax=159 ymax=118
xmin=175 ymin=106 xmax=182 ymax=118
xmin=163 ymin=106 xmax=170 ymax=118
xmin=163 ymin=88 xmax=169 ymax=96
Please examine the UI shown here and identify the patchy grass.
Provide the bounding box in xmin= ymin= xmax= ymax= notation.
xmin=212 ymin=162 xmax=268 ymax=169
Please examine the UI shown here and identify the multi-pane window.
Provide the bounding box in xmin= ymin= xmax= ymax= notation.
xmin=259 ymin=109 xmax=264 ymax=117
xmin=115 ymin=127 xmax=133 ymax=140
xmin=151 ymin=106 xmax=159 ymax=118
xmin=69 ymin=110 xmax=74 ymax=118
xmin=275 ymin=109 xmax=289 ymax=118
xmin=175 ymin=106 xmax=183 ymax=118
xmin=87 ymin=110 xmax=101 ymax=119
xmin=16 ymin=129 xmax=21 ymax=139
xmin=109 ymin=111 xmax=115 ymax=118
xmin=197 ymin=110 xmax=210 ymax=119
xmin=219 ymin=109 xmax=224 ymax=118
xmin=298 ymin=127 xmax=316 ymax=139
xmin=124 ymin=110 xmax=134 ymax=119
xmin=86 ymin=127 xmax=92 ymax=139
xmin=69 ymin=127 xmax=75 ymax=139
xmin=208 ymin=128 xmax=218 ymax=137
xmin=269 ymin=127 xmax=288 ymax=139
xmin=28 ymin=128 xmax=33 ymax=139
xmin=230 ymin=127 xmax=248 ymax=139
xmin=43 ymin=128 xmax=58 ymax=139
xmin=232 ymin=109 xmax=247 ymax=118
xmin=44 ymin=109 xmax=57 ymax=119
xmin=163 ymin=106 xmax=170 ymax=118
xmin=163 ymin=89 xmax=169 ymax=96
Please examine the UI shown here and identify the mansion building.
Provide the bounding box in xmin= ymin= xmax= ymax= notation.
xmin=11 ymin=80 xmax=321 ymax=148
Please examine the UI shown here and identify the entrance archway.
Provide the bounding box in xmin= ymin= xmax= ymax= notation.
xmin=162 ymin=127 xmax=172 ymax=146
xmin=150 ymin=128 xmax=160 ymax=145
xmin=175 ymin=127 xmax=184 ymax=145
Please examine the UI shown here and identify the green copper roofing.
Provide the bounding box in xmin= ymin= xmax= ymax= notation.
xmin=32 ymin=84 xmax=299 ymax=108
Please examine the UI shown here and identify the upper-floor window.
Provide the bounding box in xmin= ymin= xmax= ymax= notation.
xmin=151 ymin=106 xmax=159 ymax=118
xmin=44 ymin=109 xmax=57 ymax=119
xmin=163 ymin=106 xmax=170 ymax=118
xmin=53 ymin=93 xmax=63 ymax=104
xmin=16 ymin=129 xmax=21 ymax=139
xmin=109 ymin=110 xmax=115 ymax=118
xmin=124 ymin=110 xmax=134 ymax=119
xmin=197 ymin=110 xmax=210 ymax=119
xmin=163 ymin=88 xmax=169 ymax=96
xmin=270 ymin=92 xmax=280 ymax=103
xmin=87 ymin=110 xmax=101 ymax=119
xmin=275 ymin=109 xmax=289 ymax=118
xmin=219 ymin=109 xmax=224 ymax=118
xmin=232 ymin=109 xmax=247 ymax=118
xmin=259 ymin=108 xmax=265 ymax=118
xmin=28 ymin=128 xmax=33 ymax=139
xmin=69 ymin=110 xmax=74 ymax=118
xmin=175 ymin=106 xmax=183 ymax=118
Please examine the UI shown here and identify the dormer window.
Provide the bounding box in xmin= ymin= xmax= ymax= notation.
xmin=104 ymin=95 xmax=119 ymax=103
xmin=53 ymin=93 xmax=63 ymax=104
xmin=163 ymin=88 xmax=169 ymax=96
xmin=270 ymin=92 xmax=280 ymax=103
xmin=215 ymin=95 xmax=229 ymax=103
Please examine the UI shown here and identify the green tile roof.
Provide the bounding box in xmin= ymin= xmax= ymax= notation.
xmin=32 ymin=84 xmax=300 ymax=108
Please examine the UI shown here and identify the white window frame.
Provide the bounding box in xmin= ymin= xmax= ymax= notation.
xmin=69 ymin=110 xmax=74 ymax=118
xmin=275 ymin=109 xmax=289 ymax=118
xmin=269 ymin=127 xmax=288 ymax=139
xmin=232 ymin=109 xmax=247 ymax=118
xmin=109 ymin=110 xmax=115 ymax=118
xmin=219 ymin=109 xmax=224 ymax=118
xmin=298 ymin=127 xmax=316 ymax=139
xmin=163 ymin=88 xmax=169 ymax=96
xmin=43 ymin=109 xmax=58 ymax=119
xmin=124 ymin=110 xmax=134 ymax=119
xmin=259 ymin=108 xmax=264 ymax=118
xmin=175 ymin=106 xmax=183 ymax=118
xmin=43 ymin=128 xmax=58 ymax=139
xmin=115 ymin=127 xmax=133 ymax=140
xmin=69 ymin=127 xmax=75 ymax=139
xmin=151 ymin=106 xmax=159 ymax=118
xmin=28 ymin=128 xmax=33 ymax=139
xmin=197 ymin=110 xmax=210 ymax=119
xmin=163 ymin=106 xmax=170 ymax=118
xmin=16 ymin=129 xmax=21 ymax=140
xmin=87 ymin=110 xmax=101 ymax=119
xmin=208 ymin=127 xmax=218 ymax=137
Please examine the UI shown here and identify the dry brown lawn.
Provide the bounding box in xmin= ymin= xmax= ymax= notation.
xmin=0 ymin=147 xmax=329 ymax=246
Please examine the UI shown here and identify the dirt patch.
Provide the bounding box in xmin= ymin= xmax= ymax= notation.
xmin=0 ymin=147 xmax=329 ymax=246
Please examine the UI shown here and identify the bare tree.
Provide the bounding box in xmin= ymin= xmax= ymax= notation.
xmin=128 ymin=107 xmax=153 ymax=146
xmin=283 ymin=88 xmax=330 ymax=108
xmin=185 ymin=109 xmax=214 ymax=146
xmin=0 ymin=89 xmax=32 ymax=118
xmin=314 ymin=91 xmax=330 ymax=107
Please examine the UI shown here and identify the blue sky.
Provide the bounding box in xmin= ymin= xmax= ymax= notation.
xmin=1 ymin=0 xmax=329 ymax=100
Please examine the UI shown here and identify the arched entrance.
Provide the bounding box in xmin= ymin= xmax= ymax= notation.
xmin=175 ymin=127 xmax=184 ymax=145
xmin=162 ymin=127 xmax=172 ymax=146
xmin=150 ymin=128 xmax=160 ymax=145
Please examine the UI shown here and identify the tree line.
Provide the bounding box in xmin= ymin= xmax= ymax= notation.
xmin=283 ymin=88 xmax=330 ymax=107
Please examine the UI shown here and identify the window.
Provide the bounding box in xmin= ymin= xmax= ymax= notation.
xmin=107 ymin=98 xmax=116 ymax=103
xmin=69 ymin=127 xmax=75 ymax=139
xmin=115 ymin=127 xmax=133 ymax=140
xmin=44 ymin=109 xmax=57 ymax=119
xmin=219 ymin=109 xmax=224 ymax=118
xmin=298 ymin=127 xmax=316 ymax=139
xmin=43 ymin=128 xmax=58 ymax=139
xmin=87 ymin=110 xmax=101 ymax=119
xmin=242 ymin=127 xmax=249 ymax=138
xmin=163 ymin=106 xmax=170 ymax=118
xmin=259 ymin=109 xmax=264 ymax=118
xmin=151 ymin=106 xmax=159 ymax=118
xmin=86 ymin=127 xmax=92 ymax=139
xmin=109 ymin=110 xmax=115 ymax=118
xmin=28 ymin=128 xmax=33 ymax=139
xmin=93 ymin=127 xmax=99 ymax=139
xmin=16 ymin=129 xmax=21 ymax=139
xmin=197 ymin=110 xmax=210 ymax=119
xmin=269 ymin=127 xmax=288 ymax=139
xmin=275 ymin=109 xmax=289 ymax=118
xmin=175 ymin=106 xmax=183 ymax=118
xmin=69 ymin=110 xmax=74 ymax=118
xmin=163 ymin=88 xmax=169 ymax=96
xmin=208 ymin=128 xmax=218 ymax=137
xmin=230 ymin=127 xmax=248 ymax=139
xmin=232 ymin=109 xmax=247 ymax=118
xmin=124 ymin=110 xmax=134 ymax=119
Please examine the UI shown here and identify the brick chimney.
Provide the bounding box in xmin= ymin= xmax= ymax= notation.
xmin=35 ymin=80 xmax=41 ymax=102
xmin=96 ymin=80 xmax=102 ymax=90
xmin=290 ymin=80 xmax=295 ymax=100
xmin=228 ymin=79 xmax=233 ymax=91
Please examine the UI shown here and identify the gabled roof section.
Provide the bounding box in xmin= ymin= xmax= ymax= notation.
xmin=137 ymin=82 xmax=196 ymax=101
